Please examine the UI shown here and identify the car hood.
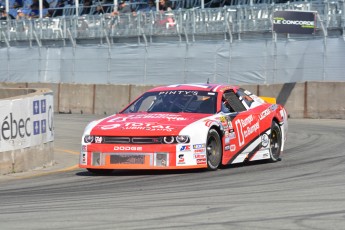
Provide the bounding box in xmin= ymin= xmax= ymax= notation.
xmin=88 ymin=113 xmax=212 ymax=136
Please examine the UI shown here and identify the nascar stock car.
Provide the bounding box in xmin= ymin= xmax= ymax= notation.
xmin=80 ymin=83 xmax=288 ymax=174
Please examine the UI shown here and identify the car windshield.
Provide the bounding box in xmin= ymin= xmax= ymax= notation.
xmin=122 ymin=90 xmax=217 ymax=114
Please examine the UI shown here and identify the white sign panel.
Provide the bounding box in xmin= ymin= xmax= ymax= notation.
xmin=0 ymin=92 xmax=54 ymax=152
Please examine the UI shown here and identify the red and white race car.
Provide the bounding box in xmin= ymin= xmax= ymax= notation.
xmin=80 ymin=84 xmax=288 ymax=174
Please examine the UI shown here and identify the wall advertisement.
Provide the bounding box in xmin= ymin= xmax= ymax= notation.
xmin=0 ymin=93 xmax=54 ymax=152
xmin=273 ymin=10 xmax=316 ymax=34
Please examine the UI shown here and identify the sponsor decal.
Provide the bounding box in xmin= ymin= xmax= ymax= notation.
xmin=159 ymin=90 xmax=198 ymax=96
xmin=261 ymin=134 xmax=269 ymax=148
xmin=194 ymin=148 xmax=206 ymax=153
xmin=121 ymin=122 xmax=174 ymax=132
xmin=81 ymin=145 xmax=87 ymax=152
xmin=225 ymin=137 xmax=231 ymax=144
xmin=244 ymin=122 xmax=260 ymax=138
xmin=101 ymin=124 xmax=121 ymax=130
xmin=224 ymin=145 xmax=230 ymax=151
xmin=273 ymin=11 xmax=316 ymax=34
xmin=219 ymin=116 xmax=228 ymax=126
xmin=204 ymin=119 xmax=215 ymax=127
xmin=80 ymin=145 xmax=87 ymax=165
xmin=260 ymin=104 xmax=278 ymax=120
xmin=180 ymin=145 xmax=191 ymax=152
xmin=235 ymin=115 xmax=260 ymax=148
xmin=193 ymin=154 xmax=206 ymax=159
xmin=114 ymin=146 xmax=143 ymax=151
xmin=241 ymin=115 xmax=253 ymax=127
xmin=259 ymin=108 xmax=271 ymax=121
xmin=178 ymin=154 xmax=185 ymax=164
xmin=95 ymin=136 xmax=103 ymax=143
xmin=0 ymin=95 xmax=54 ymax=152
xmin=230 ymin=145 xmax=236 ymax=152
xmin=80 ymin=152 xmax=87 ymax=164
xmin=227 ymin=118 xmax=233 ymax=130
xmin=196 ymin=159 xmax=207 ymax=165
xmin=1 ymin=113 xmax=31 ymax=140
xmin=193 ymin=144 xmax=205 ymax=149
xmin=107 ymin=114 xmax=186 ymax=123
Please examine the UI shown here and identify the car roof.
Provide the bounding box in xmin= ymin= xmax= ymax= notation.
xmin=147 ymin=83 xmax=239 ymax=93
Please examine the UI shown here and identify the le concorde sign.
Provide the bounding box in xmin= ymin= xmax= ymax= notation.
xmin=273 ymin=10 xmax=316 ymax=34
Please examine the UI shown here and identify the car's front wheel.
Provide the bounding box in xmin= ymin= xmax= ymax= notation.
xmin=269 ymin=121 xmax=282 ymax=162
xmin=206 ymin=129 xmax=222 ymax=170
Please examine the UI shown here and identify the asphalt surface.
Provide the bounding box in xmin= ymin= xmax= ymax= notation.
xmin=0 ymin=114 xmax=345 ymax=230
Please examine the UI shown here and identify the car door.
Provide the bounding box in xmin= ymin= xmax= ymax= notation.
xmin=221 ymin=89 xmax=261 ymax=164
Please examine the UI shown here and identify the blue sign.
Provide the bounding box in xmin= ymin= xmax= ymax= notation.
xmin=41 ymin=99 xmax=46 ymax=113
xmin=33 ymin=100 xmax=40 ymax=115
xmin=33 ymin=120 xmax=40 ymax=135
xmin=41 ymin=119 xmax=46 ymax=133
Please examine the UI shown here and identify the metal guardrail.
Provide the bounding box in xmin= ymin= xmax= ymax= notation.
xmin=0 ymin=1 xmax=344 ymax=45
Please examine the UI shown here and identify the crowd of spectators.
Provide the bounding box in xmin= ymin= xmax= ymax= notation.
xmin=0 ymin=0 xmax=295 ymax=20
xmin=0 ymin=0 xmax=177 ymax=20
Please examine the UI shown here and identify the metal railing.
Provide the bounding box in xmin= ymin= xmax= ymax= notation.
xmin=0 ymin=0 xmax=344 ymax=45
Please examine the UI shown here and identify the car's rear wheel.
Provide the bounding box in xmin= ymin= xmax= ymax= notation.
xmin=269 ymin=121 xmax=282 ymax=162
xmin=206 ymin=129 xmax=222 ymax=170
xmin=87 ymin=168 xmax=114 ymax=175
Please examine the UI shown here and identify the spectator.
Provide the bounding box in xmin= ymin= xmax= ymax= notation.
xmin=111 ymin=0 xmax=132 ymax=16
xmin=158 ymin=0 xmax=172 ymax=11
xmin=28 ymin=1 xmax=39 ymax=18
xmin=93 ymin=3 xmax=105 ymax=15
xmin=0 ymin=6 xmax=15 ymax=19
xmin=80 ymin=0 xmax=92 ymax=15
xmin=141 ymin=0 xmax=155 ymax=12
xmin=27 ymin=0 xmax=49 ymax=18
xmin=51 ymin=0 xmax=65 ymax=17
xmin=16 ymin=8 xmax=27 ymax=19
xmin=99 ymin=0 xmax=112 ymax=13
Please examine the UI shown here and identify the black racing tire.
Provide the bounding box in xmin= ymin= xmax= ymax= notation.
xmin=269 ymin=121 xmax=282 ymax=162
xmin=206 ymin=129 xmax=222 ymax=170
xmin=87 ymin=168 xmax=114 ymax=175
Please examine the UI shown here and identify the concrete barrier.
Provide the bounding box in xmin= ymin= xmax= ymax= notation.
xmin=53 ymin=81 xmax=344 ymax=119
xmin=2 ymin=81 xmax=344 ymax=119
xmin=305 ymin=82 xmax=345 ymax=119
xmin=0 ymin=88 xmax=54 ymax=175
xmin=58 ymin=83 xmax=94 ymax=114
xmin=257 ymin=83 xmax=306 ymax=118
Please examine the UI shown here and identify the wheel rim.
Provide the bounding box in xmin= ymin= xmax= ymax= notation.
xmin=207 ymin=135 xmax=221 ymax=167
xmin=270 ymin=128 xmax=281 ymax=159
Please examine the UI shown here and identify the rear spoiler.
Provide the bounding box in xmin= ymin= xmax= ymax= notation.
xmin=259 ymin=96 xmax=276 ymax=104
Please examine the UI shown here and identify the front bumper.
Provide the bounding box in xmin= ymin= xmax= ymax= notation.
xmin=79 ymin=144 xmax=208 ymax=170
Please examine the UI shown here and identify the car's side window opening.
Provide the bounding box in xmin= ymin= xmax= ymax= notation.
xmin=236 ymin=88 xmax=255 ymax=108
xmin=222 ymin=90 xmax=247 ymax=113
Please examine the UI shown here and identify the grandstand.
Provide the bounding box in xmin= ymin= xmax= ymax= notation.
xmin=0 ymin=0 xmax=343 ymax=45
xmin=0 ymin=0 xmax=344 ymax=84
